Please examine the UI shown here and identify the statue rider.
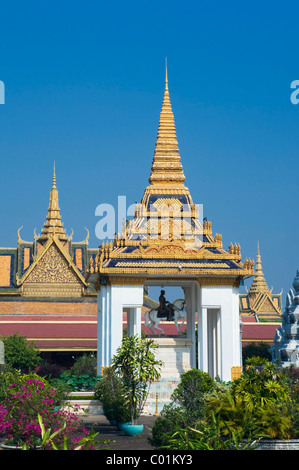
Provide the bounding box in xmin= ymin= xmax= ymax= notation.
xmin=158 ymin=290 xmax=174 ymax=321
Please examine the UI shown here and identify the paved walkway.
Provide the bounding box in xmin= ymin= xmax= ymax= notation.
xmin=80 ymin=414 xmax=159 ymax=450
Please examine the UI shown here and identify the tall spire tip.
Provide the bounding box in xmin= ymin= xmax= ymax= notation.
xmin=165 ymin=58 xmax=168 ymax=89
xmin=52 ymin=161 xmax=56 ymax=189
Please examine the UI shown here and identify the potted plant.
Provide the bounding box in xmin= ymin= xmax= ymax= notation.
xmin=111 ymin=334 xmax=162 ymax=436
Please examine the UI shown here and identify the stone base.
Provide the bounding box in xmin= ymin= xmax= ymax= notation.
xmin=143 ymin=377 xmax=181 ymax=415
xmin=143 ymin=337 xmax=193 ymax=415
xmin=153 ymin=337 xmax=193 ymax=380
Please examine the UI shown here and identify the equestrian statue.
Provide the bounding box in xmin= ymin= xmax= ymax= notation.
xmin=144 ymin=290 xmax=186 ymax=335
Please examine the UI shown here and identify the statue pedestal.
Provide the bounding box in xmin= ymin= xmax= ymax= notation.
xmin=144 ymin=337 xmax=193 ymax=415
xmin=153 ymin=337 xmax=193 ymax=379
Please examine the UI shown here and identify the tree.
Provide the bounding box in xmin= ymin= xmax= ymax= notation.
xmin=242 ymin=342 xmax=272 ymax=364
xmin=2 ymin=333 xmax=42 ymax=372
xmin=111 ymin=335 xmax=162 ymax=424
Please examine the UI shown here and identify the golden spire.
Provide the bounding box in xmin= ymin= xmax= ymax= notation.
xmin=248 ymin=242 xmax=270 ymax=294
xmin=148 ymin=64 xmax=186 ymax=187
xmin=38 ymin=164 xmax=68 ymax=244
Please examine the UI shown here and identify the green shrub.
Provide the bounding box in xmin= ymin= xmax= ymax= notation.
xmin=57 ymin=373 xmax=100 ymax=392
xmin=71 ymin=354 xmax=97 ymax=377
xmin=94 ymin=367 xmax=130 ymax=423
xmin=160 ymin=413 xmax=262 ymax=450
xmin=36 ymin=362 xmax=62 ymax=379
xmin=151 ymin=404 xmax=191 ymax=448
xmin=242 ymin=342 xmax=272 ymax=364
xmin=0 ymin=368 xmax=23 ymax=402
xmin=171 ymin=369 xmax=215 ymax=420
xmin=151 ymin=369 xmax=217 ymax=448
xmin=206 ymin=361 xmax=295 ymax=439
xmin=2 ymin=333 xmax=42 ymax=372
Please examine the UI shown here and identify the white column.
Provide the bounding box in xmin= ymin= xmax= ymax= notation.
xmin=207 ymin=309 xmax=221 ymax=379
xmin=198 ymin=306 xmax=208 ymax=372
xmin=134 ymin=306 xmax=142 ymax=336
xmin=127 ymin=306 xmax=142 ymax=337
xmin=216 ymin=309 xmax=221 ymax=377
xmin=183 ymin=284 xmax=196 ymax=370
xmin=201 ymin=286 xmax=241 ymax=382
xmin=97 ymin=285 xmax=112 ymax=374
xmin=189 ymin=283 xmax=197 ymax=369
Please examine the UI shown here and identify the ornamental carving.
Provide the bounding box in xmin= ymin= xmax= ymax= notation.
xmin=145 ymin=245 xmax=192 ymax=255
xmin=24 ymin=244 xmax=82 ymax=285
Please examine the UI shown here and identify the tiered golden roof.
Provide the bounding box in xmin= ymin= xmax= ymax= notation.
xmin=248 ymin=242 xmax=270 ymax=295
xmin=148 ymin=66 xmax=185 ymax=187
xmin=86 ymin=69 xmax=254 ymax=284
xmin=239 ymin=243 xmax=282 ymax=318
xmin=38 ymin=164 xmax=68 ymax=244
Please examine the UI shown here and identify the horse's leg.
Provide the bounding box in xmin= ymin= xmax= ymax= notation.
xmin=154 ymin=321 xmax=164 ymax=335
xmin=148 ymin=320 xmax=156 ymax=335
xmin=174 ymin=317 xmax=182 ymax=335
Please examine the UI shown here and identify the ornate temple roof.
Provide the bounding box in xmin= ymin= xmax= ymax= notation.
xmin=86 ymin=69 xmax=254 ymax=283
xmin=0 ymin=168 xmax=97 ymax=298
xmin=239 ymin=243 xmax=282 ymax=318
xmin=247 ymin=242 xmax=270 ymax=295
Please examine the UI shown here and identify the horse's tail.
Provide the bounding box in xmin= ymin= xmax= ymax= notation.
xmin=144 ymin=310 xmax=149 ymax=326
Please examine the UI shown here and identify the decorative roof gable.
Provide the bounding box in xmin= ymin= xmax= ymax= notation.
xmin=17 ymin=236 xmax=87 ymax=297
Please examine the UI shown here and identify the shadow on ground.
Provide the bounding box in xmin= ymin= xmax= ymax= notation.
xmin=80 ymin=414 xmax=159 ymax=451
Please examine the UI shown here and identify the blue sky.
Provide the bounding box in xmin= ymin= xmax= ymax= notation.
xmin=0 ymin=1 xmax=298 ymax=303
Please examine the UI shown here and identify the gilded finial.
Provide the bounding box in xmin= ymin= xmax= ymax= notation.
xmin=165 ymin=58 xmax=168 ymax=90
xmin=52 ymin=161 xmax=56 ymax=189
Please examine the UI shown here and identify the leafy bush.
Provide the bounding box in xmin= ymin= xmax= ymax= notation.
xmin=160 ymin=413 xmax=263 ymax=450
xmin=36 ymin=362 xmax=62 ymax=379
xmin=171 ymin=369 xmax=215 ymax=420
xmin=57 ymin=373 xmax=100 ymax=392
xmin=242 ymin=342 xmax=272 ymax=363
xmin=0 ymin=369 xmax=21 ymax=402
xmin=151 ymin=404 xmax=190 ymax=448
xmin=71 ymin=354 xmax=97 ymax=377
xmin=2 ymin=334 xmax=42 ymax=372
xmin=279 ymin=365 xmax=299 ymax=438
xmin=151 ymin=362 xmax=299 ymax=449
xmin=0 ymin=374 xmax=90 ymax=449
xmin=151 ymin=369 xmax=217 ymax=448
xmin=94 ymin=367 xmax=130 ymax=423
xmin=206 ymin=360 xmax=295 ymax=440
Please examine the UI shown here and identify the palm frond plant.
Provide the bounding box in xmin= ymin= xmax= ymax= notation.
xmin=111 ymin=335 xmax=162 ymax=425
